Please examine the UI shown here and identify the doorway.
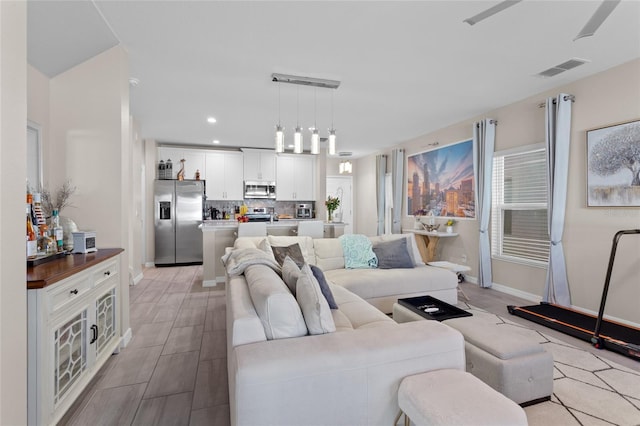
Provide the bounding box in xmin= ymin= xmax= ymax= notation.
xmin=326 ymin=176 xmax=353 ymax=234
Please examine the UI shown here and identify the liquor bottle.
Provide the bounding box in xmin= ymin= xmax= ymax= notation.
xmin=32 ymin=193 xmax=46 ymax=226
xmin=26 ymin=200 xmax=37 ymax=259
xmin=51 ymin=209 xmax=64 ymax=252
xmin=38 ymin=225 xmax=56 ymax=255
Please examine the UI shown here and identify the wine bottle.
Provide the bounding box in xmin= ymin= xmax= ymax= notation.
xmin=51 ymin=209 xmax=64 ymax=252
xmin=26 ymin=199 xmax=37 ymax=259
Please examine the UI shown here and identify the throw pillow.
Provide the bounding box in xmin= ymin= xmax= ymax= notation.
xmin=296 ymin=264 xmax=336 ymax=335
xmin=281 ymin=256 xmax=301 ymax=295
xmin=271 ymin=243 xmax=305 ymax=267
xmin=338 ymin=234 xmax=378 ymax=269
xmin=310 ymin=265 xmax=338 ymax=309
xmin=372 ymin=238 xmax=414 ymax=269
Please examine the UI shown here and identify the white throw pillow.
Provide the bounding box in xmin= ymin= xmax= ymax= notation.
xmin=245 ymin=265 xmax=308 ymax=340
xmin=281 ymin=256 xmax=301 ymax=295
xmin=296 ymin=264 xmax=336 ymax=335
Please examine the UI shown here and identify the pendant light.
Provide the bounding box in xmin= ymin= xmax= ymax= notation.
xmin=328 ymin=91 xmax=337 ymax=156
xmin=293 ymin=86 xmax=303 ymax=154
xmin=310 ymin=88 xmax=320 ymax=155
xmin=275 ymin=82 xmax=284 ymax=153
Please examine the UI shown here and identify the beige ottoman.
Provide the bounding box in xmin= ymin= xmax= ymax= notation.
xmin=393 ymin=303 xmax=553 ymax=406
xmin=397 ymin=369 xmax=528 ymax=426
xmin=445 ymin=315 xmax=553 ymax=406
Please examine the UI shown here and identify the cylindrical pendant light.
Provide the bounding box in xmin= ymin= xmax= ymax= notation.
xmin=294 ymin=126 xmax=303 ymax=153
xmin=310 ymin=88 xmax=319 ymax=154
xmin=275 ymin=82 xmax=284 ymax=153
xmin=328 ymin=90 xmax=337 ymax=156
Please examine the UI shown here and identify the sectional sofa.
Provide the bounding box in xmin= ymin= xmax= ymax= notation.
xmin=224 ymin=234 xmax=464 ymax=426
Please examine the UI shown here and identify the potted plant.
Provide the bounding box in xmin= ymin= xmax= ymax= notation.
xmin=445 ymin=218 xmax=456 ymax=233
xmin=325 ymin=196 xmax=340 ymax=222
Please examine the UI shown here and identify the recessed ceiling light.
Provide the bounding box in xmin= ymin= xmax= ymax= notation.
xmin=212 ymin=140 xmax=220 ymax=144
xmin=207 ymin=117 xmax=217 ymax=124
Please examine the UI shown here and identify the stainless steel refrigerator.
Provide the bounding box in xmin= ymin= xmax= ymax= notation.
xmin=154 ymin=180 xmax=204 ymax=265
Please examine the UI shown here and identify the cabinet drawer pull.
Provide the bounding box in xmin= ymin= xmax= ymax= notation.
xmin=104 ymin=271 xmax=111 ymax=276
xmin=70 ymin=289 xmax=78 ymax=295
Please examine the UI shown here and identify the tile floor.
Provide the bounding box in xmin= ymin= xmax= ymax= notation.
xmin=60 ymin=265 xmax=229 ymax=426
xmin=60 ymin=266 xmax=640 ymax=425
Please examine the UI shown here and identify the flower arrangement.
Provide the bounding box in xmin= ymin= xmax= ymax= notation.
xmin=325 ymin=196 xmax=340 ymax=221
xmin=445 ymin=218 xmax=456 ymax=226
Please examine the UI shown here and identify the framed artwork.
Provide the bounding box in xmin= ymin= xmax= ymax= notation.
xmin=407 ymin=138 xmax=475 ymax=218
xmin=587 ymin=119 xmax=640 ymax=207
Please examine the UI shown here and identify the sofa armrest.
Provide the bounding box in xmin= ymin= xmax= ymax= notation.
xmin=229 ymin=320 xmax=464 ymax=426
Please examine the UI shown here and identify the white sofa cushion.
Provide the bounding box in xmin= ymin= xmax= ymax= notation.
xmin=330 ymin=284 xmax=397 ymax=330
xmin=296 ymin=264 xmax=336 ymax=335
xmin=313 ymin=238 xmax=344 ymax=271
xmin=325 ymin=265 xmax=455 ymax=302
xmin=281 ymin=256 xmax=301 ymax=295
xmin=245 ymin=265 xmax=308 ymax=340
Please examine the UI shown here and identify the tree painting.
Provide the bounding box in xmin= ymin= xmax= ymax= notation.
xmin=587 ymin=120 xmax=640 ymax=206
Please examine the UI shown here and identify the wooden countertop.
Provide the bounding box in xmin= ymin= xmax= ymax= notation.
xmin=27 ymin=248 xmax=124 ymax=290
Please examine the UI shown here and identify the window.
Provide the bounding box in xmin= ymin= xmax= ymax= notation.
xmin=491 ymin=145 xmax=549 ymax=266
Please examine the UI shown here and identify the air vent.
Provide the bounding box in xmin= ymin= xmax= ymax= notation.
xmin=536 ymin=58 xmax=589 ymax=78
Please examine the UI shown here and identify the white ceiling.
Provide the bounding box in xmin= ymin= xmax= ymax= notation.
xmin=27 ymin=1 xmax=640 ymax=158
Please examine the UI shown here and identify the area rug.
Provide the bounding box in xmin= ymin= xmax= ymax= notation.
xmin=457 ymin=302 xmax=640 ymax=426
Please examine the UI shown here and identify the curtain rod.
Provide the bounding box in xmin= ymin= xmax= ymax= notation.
xmin=538 ymin=94 xmax=575 ymax=108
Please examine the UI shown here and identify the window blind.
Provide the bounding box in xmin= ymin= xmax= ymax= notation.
xmin=491 ymin=147 xmax=549 ymax=265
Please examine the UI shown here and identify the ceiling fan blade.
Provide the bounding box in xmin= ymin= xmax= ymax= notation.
xmin=574 ymin=0 xmax=621 ymax=40
xmin=463 ymin=0 xmax=523 ymax=26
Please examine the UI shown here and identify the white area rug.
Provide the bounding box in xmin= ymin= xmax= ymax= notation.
xmin=459 ymin=304 xmax=640 ymax=426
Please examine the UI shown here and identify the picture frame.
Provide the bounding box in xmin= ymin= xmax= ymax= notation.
xmin=586 ymin=119 xmax=640 ymax=207
xmin=406 ymin=138 xmax=475 ymax=219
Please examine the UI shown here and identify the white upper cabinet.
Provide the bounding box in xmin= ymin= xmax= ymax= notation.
xmin=157 ymin=147 xmax=205 ymax=180
xmin=276 ymin=154 xmax=316 ymax=201
xmin=243 ymin=149 xmax=276 ymax=182
xmin=205 ymin=151 xmax=244 ymax=200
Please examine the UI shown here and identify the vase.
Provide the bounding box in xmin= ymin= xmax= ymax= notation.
xmin=446 ymin=225 xmax=453 ymax=234
xmin=59 ymin=216 xmax=78 ymax=251
xmin=328 ymin=211 xmax=333 ymax=222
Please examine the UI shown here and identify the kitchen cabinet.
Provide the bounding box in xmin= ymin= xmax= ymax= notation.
xmin=28 ymin=251 xmax=122 ymax=426
xmin=242 ymin=149 xmax=276 ymax=182
xmin=157 ymin=147 xmax=205 ymax=180
xmin=276 ymin=154 xmax=316 ymax=200
xmin=205 ymin=151 xmax=244 ymax=200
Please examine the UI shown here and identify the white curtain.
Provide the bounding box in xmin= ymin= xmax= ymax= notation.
xmin=384 ymin=173 xmax=393 ymax=234
xmin=543 ymin=94 xmax=573 ymax=306
xmin=375 ymin=154 xmax=387 ymax=236
xmin=473 ymin=119 xmax=496 ymax=288
xmin=391 ymin=148 xmax=404 ymax=234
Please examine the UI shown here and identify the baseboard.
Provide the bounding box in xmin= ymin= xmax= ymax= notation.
xmin=144 ymin=262 xmax=155 ymax=268
xmin=203 ymin=279 xmax=219 ymax=288
xmin=131 ymin=272 xmax=144 ymax=286
xmin=120 ymin=327 xmax=132 ymax=349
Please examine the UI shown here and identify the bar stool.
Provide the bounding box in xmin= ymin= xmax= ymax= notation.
xmin=237 ymin=222 xmax=267 ymax=238
xmin=296 ymin=220 xmax=324 ymax=239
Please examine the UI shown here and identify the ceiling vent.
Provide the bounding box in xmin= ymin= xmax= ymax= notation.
xmin=536 ymin=58 xmax=589 ymax=78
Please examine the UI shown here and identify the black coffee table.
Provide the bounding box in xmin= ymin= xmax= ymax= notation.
xmin=398 ymin=295 xmax=472 ymax=321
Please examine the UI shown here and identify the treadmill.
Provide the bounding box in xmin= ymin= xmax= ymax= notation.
xmin=509 ymin=229 xmax=640 ymax=361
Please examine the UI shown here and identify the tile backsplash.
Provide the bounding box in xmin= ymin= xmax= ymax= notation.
xmin=204 ymin=199 xmax=314 ymax=219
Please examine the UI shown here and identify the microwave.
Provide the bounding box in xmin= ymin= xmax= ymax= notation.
xmin=244 ymin=181 xmax=276 ymax=199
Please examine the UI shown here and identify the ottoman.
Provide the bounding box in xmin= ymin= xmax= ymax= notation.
xmin=397 ymin=369 xmax=528 ymax=426
xmin=393 ymin=303 xmax=553 ymax=406
xmin=445 ymin=314 xmax=553 ymax=406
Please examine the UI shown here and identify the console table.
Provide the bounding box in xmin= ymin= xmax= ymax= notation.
xmin=402 ymin=228 xmax=458 ymax=263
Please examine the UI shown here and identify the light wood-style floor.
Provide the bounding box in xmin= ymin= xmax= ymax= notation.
xmin=60 ymin=265 xmax=230 ymax=426
xmin=60 ymin=266 xmax=639 ymax=425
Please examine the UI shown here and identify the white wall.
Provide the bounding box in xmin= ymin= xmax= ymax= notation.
xmin=130 ymin=119 xmax=144 ymax=283
xmin=47 ymin=45 xmax=132 ymax=338
xmin=0 ymin=2 xmax=28 ymax=423
xmin=355 ymin=59 xmax=640 ymax=325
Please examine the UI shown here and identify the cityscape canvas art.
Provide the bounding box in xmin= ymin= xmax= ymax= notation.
xmin=407 ymin=139 xmax=475 ymax=218
xmin=587 ymin=119 xmax=640 ymax=207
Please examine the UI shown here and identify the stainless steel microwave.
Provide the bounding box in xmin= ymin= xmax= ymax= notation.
xmin=244 ymin=181 xmax=276 ymax=199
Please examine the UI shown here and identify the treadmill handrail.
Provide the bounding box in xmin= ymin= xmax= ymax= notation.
xmin=593 ymin=229 xmax=640 ymax=341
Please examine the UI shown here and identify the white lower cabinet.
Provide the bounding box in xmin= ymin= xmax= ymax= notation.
xmin=28 ymin=258 xmax=121 ymax=426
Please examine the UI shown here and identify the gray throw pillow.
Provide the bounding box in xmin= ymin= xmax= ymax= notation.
xmin=281 ymin=256 xmax=301 ymax=295
xmin=310 ymin=265 xmax=338 ymax=309
xmin=271 ymin=243 xmax=305 ymax=267
xmin=372 ymin=238 xmax=414 ymax=269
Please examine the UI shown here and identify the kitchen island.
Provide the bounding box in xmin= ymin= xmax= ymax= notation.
xmin=202 ymin=220 xmax=346 ymax=286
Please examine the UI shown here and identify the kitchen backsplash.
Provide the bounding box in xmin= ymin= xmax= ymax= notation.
xmin=204 ymin=199 xmax=314 ymax=219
